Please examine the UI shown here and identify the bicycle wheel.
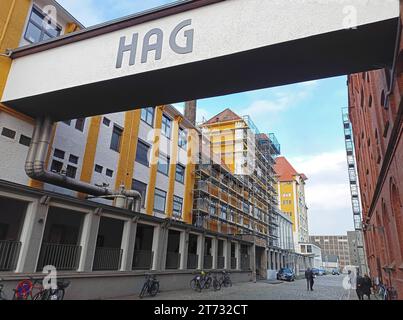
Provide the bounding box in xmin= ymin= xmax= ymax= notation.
xmin=139 ymin=283 xmax=148 ymax=299
xmin=213 ymin=279 xmax=221 ymax=291
xmin=32 ymin=289 xmax=48 ymax=300
xmin=224 ymin=278 xmax=232 ymax=287
xmin=204 ymin=277 xmax=212 ymax=289
xmin=150 ymin=282 xmax=159 ymax=297
xmin=190 ymin=279 xmax=197 ymax=291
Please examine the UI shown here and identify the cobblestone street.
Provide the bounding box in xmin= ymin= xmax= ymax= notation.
xmin=116 ymin=275 xmax=357 ymax=300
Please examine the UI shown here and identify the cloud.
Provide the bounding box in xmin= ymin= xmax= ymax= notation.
xmin=288 ymin=150 xmax=355 ymax=235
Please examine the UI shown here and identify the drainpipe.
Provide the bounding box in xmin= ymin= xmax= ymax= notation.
xmin=25 ymin=116 xmax=141 ymax=210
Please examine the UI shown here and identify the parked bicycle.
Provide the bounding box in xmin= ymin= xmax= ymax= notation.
xmin=190 ymin=271 xmax=212 ymax=292
xmin=139 ymin=274 xmax=159 ymax=298
xmin=0 ymin=277 xmax=70 ymax=300
xmin=212 ymin=273 xmax=221 ymax=291
xmin=219 ymin=271 xmax=232 ymax=288
xmin=376 ymin=283 xmax=398 ymax=300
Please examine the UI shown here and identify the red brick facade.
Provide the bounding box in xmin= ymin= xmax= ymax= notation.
xmin=347 ymin=6 xmax=403 ymax=298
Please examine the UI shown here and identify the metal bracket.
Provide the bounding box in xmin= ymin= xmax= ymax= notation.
xmin=0 ymin=49 xmax=12 ymax=58
xmin=39 ymin=195 xmax=51 ymax=205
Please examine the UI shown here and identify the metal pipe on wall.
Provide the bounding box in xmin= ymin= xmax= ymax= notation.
xmin=25 ymin=116 xmax=141 ymax=210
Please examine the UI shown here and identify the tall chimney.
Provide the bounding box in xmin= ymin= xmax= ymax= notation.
xmin=184 ymin=100 xmax=197 ymax=125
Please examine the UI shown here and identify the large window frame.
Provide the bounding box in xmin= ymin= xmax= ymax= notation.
xmin=141 ymin=107 xmax=155 ymax=127
xmin=135 ymin=140 xmax=150 ymax=167
xmin=154 ymin=188 xmax=167 ymax=213
xmin=110 ymin=125 xmax=123 ymax=152
xmin=157 ymin=153 xmax=170 ymax=176
xmin=24 ymin=6 xmax=62 ymax=44
xmin=173 ymin=196 xmax=183 ymax=218
xmin=132 ymin=179 xmax=147 ymax=208
xmin=161 ymin=114 xmax=172 ymax=139
xmin=175 ymin=164 xmax=185 ymax=184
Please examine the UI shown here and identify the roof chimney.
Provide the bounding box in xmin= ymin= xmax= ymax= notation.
xmin=184 ymin=100 xmax=197 ymax=125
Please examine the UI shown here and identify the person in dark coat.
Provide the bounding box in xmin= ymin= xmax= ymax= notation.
xmin=362 ymin=274 xmax=372 ymax=300
xmin=356 ymin=275 xmax=364 ymax=300
xmin=305 ymin=268 xmax=314 ymax=291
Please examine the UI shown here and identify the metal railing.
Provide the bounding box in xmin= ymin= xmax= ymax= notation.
xmin=37 ymin=243 xmax=81 ymax=271
xmin=93 ymin=247 xmax=123 ymax=271
xmin=187 ymin=253 xmax=199 ymax=269
xmin=217 ymin=256 xmax=225 ymax=269
xmin=203 ymin=255 xmax=213 ymax=269
xmin=241 ymin=254 xmax=250 ymax=270
xmin=132 ymin=250 xmax=154 ymax=270
xmin=0 ymin=240 xmax=21 ymax=271
xmin=166 ymin=252 xmax=181 ymax=269
xmin=231 ymin=257 xmax=237 ymax=269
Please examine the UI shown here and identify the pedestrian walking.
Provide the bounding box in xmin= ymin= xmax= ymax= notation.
xmin=356 ymin=275 xmax=364 ymax=300
xmin=305 ymin=268 xmax=314 ymax=291
xmin=362 ymin=274 xmax=372 ymax=300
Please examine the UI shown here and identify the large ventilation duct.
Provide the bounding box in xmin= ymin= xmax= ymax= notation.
xmin=25 ymin=116 xmax=141 ymax=212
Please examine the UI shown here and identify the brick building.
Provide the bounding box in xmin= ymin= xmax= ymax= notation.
xmin=347 ymin=4 xmax=403 ymax=297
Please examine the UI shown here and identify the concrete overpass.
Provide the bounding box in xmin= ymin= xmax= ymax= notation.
xmin=1 ymin=0 xmax=400 ymax=121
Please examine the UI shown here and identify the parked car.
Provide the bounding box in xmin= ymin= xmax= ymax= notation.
xmin=311 ymin=268 xmax=320 ymax=276
xmin=277 ymin=268 xmax=295 ymax=282
xmin=332 ymin=269 xmax=340 ymax=275
xmin=318 ymin=268 xmax=326 ymax=276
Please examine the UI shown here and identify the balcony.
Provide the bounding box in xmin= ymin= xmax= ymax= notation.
xmin=0 ymin=240 xmax=21 ymax=271
xmin=187 ymin=254 xmax=199 ymax=269
xmin=37 ymin=243 xmax=81 ymax=271
xmin=93 ymin=247 xmax=123 ymax=271
xmin=195 ymin=198 xmax=210 ymax=214
xmin=132 ymin=250 xmax=154 ymax=270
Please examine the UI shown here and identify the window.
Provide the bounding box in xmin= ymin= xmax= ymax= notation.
xmin=53 ymin=149 xmax=65 ymax=159
xmin=157 ymin=154 xmax=170 ymax=175
xmin=19 ymin=135 xmax=31 ymax=147
xmin=178 ymin=127 xmax=187 ymax=148
xmin=175 ymin=164 xmax=185 ymax=183
xmin=66 ymin=165 xmax=77 ymax=179
xmin=24 ymin=7 xmax=61 ymax=44
xmin=220 ymin=204 xmax=227 ymax=219
xmin=173 ymin=196 xmax=183 ymax=218
xmin=75 ymin=118 xmax=85 ymax=131
xmin=69 ymin=154 xmax=78 ymax=164
xmin=161 ymin=115 xmax=172 ymax=138
xmin=94 ymin=164 xmax=103 ymax=173
xmin=110 ymin=125 xmax=123 ymax=152
xmin=50 ymin=160 xmax=63 ymax=173
xmin=106 ymin=169 xmax=114 ymax=177
xmin=103 ymin=117 xmax=111 ymax=126
xmin=210 ymin=200 xmax=217 ymax=216
xmin=1 ymin=127 xmax=16 ymax=139
xmin=132 ymin=180 xmax=147 ymax=208
xmin=136 ymin=140 xmax=150 ymax=166
xmin=154 ymin=189 xmax=167 ymax=213
xmin=141 ymin=107 xmax=155 ymax=126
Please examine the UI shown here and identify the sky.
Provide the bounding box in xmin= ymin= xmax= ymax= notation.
xmin=57 ymin=0 xmax=355 ymax=235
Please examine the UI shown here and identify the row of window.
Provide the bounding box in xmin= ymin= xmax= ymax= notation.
xmin=1 ymin=127 xmax=31 ymax=147
xmin=94 ymin=164 xmax=114 ymax=178
xmin=62 ymin=118 xmax=86 ymax=132
xmin=50 ymin=148 xmax=80 ymax=179
xmin=141 ymin=107 xmax=187 ymax=148
xmin=132 ymin=179 xmax=183 ymax=217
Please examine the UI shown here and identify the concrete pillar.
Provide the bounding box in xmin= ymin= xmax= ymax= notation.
xmin=153 ymin=225 xmax=168 ymax=270
xmin=120 ymin=217 xmax=138 ymax=271
xmin=180 ymin=230 xmax=189 ymax=270
xmin=236 ymin=242 xmax=241 ymax=270
xmin=77 ymin=210 xmax=101 ymax=272
xmin=212 ymin=237 xmax=218 ymax=269
xmin=250 ymin=243 xmax=256 ymax=282
xmin=197 ymin=233 xmax=205 ymax=269
xmin=16 ymin=199 xmax=49 ymax=273
xmin=225 ymin=239 xmax=231 ymax=270
xmin=261 ymin=249 xmax=268 ymax=279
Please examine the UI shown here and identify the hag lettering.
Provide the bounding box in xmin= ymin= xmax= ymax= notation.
xmin=116 ymin=19 xmax=194 ymax=68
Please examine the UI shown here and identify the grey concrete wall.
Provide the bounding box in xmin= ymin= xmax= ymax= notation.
xmin=0 ymin=270 xmax=251 ymax=300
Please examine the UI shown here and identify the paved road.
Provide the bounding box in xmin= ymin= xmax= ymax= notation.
xmin=115 ymin=275 xmax=358 ymax=300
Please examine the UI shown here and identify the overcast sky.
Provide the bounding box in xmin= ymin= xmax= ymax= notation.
xmin=57 ymin=0 xmax=355 ymax=235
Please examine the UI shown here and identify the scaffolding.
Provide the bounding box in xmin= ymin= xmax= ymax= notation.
xmin=342 ymin=108 xmax=369 ymax=275
xmin=192 ymin=119 xmax=281 ymax=249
